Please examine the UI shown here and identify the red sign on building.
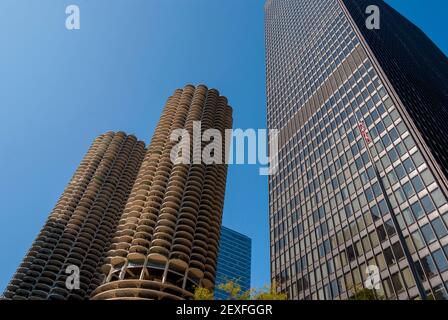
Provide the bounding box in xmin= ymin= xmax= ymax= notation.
xmin=358 ymin=121 xmax=372 ymax=144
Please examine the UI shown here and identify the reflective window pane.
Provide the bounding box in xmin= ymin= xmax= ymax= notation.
xmin=432 ymin=249 xmax=448 ymax=273
xmin=411 ymin=201 xmax=424 ymax=220
xmin=431 ymin=218 xmax=448 ymax=239
xmin=421 ymin=224 xmax=436 ymax=245
xmin=420 ymin=255 xmax=438 ymax=278
xmin=431 ymin=189 xmax=447 ymax=208
xmin=421 ymin=195 xmax=436 ymax=214
xmin=411 ymin=231 xmax=425 ymax=250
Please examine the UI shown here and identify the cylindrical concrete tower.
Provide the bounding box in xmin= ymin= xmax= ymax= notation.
xmin=3 ymin=132 xmax=146 ymax=300
xmin=91 ymin=85 xmax=233 ymax=300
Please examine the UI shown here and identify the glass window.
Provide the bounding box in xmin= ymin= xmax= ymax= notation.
xmin=357 ymin=216 xmax=366 ymax=231
xmin=327 ymin=258 xmax=334 ymax=274
xmin=431 ymin=218 xmax=448 ymax=239
xmin=347 ymin=245 xmax=356 ymax=262
xmin=411 ymin=231 xmax=425 ymax=250
xmin=324 ymin=239 xmax=331 ymax=254
xmin=402 ymin=181 xmax=415 ymax=198
xmin=392 ymin=242 xmax=404 ymax=261
xmin=431 ymin=189 xmax=447 ymax=208
xmin=303 ymin=273 xmax=310 ymax=290
xmin=357 ymin=194 xmax=366 ymax=210
xmin=364 ymin=211 xmax=373 ymax=226
xmin=367 ymin=166 xmax=376 ymax=179
xmin=421 ymin=169 xmax=435 ymax=186
xmin=432 ymin=249 xmax=448 ymax=272
xmin=377 ymin=225 xmax=388 ymax=242
xmin=382 ymin=134 xmax=392 ymax=149
xmin=378 ymin=199 xmax=389 ymax=216
xmin=403 ymin=136 xmax=415 ymax=150
xmin=421 ymin=224 xmax=436 ymax=245
xmin=372 ymin=182 xmax=382 ymax=197
xmin=383 ymin=277 xmax=395 ymax=298
xmin=396 ymin=142 xmax=407 ymax=156
xmin=411 ymin=176 xmax=424 ymax=193
xmin=376 ymin=252 xmax=386 ymax=271
xmin=360 ymin=171 xmax=369 ymax=184
xmin=354 ymin=197 xmax=363 ymax=213
xmin=433 ymin=284 xmax=448 ymax=300
xmin=337 ymin=230 xmax=344 ymax=245
xmin=402 ymin=208 xmax=415 ymax=226
xmin=395 ymin=120 xmax=406 ymax=133
xmin=411 ymin=151 xmax=424 ymax=167
xmin=353 ymin=267 xmax=362 ymax=286
xmin=330 ymin=279 xmax=339 ymax=298
xmin=421 ymin=195 xmax=436 ymax=214
xmin=384 ymin=220 xmax=396 ymax=237
xmin=384 ymin=247 xmax=395 ymax=266
xmin=370 ymin=230 xmax=380 ymax=248
xmin=403 ymin=157 xmax=415 ymax=174
xmin=395 ymin=187 xmax=407 ymax=204
xmin=319 ymin=243 xmax=326 ymax=257
xmin=350 ymin=221 xmax=358 ymax=236
xmin=334 ymin=254 xmax=341 ymax=270
xmin=338 ymin=277 xmax=346 ymax=294
xmin=309 ymin=270 xmax=315 ymax=286
xmin=388 ymin=170 xmax=399 ymax=185
xmin=402 ymin=267 xmax=415 ymax=288
xmin=362 ymin=236 xmax=371 ymax=252
xmin=391 ymin=273 xmax=404 ymax=293
xmin=318 ymin=288 xmax=325 ymax=300
xmin=405 ymin=236 xmax=416 ymax=254
xmin=355 ymin=240 xmax=364 ymax=256
xmin=411 ymin=201 xmax=424 ymax=220
xmin=341 ymin=250 xmax=348 ymax=266
xmin=381 ymin=154 xmax=391 ymax=169
xmin=371 ymin=204 xmax=381 ymax=221
xmin=397 ymin=213 xmax=406 ymax=230
xmin=343 ymin=226 xmax=351 ymax=241
xmin=330 ymin=235 xmax=338 ymax=249
xmin=316 ymin=266 xmax=322 ymax=282
xmin=345 ymin=272 xmax=353 ymax=291
xmin=414 ymin=261 xmax=426 ymax=282
xmin=365 ymin=187 xmax=374 ymax=203
xmin=389 ymin=128 xmax=399 ymax=143
xmin=395 ymin=164 xmax=406 ymax=180
xmin=420 ymin=255 xmax=438 ymax=278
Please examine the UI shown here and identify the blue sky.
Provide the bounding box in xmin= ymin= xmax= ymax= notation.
xmin=0 ymin=0 xmax=446 ymax=293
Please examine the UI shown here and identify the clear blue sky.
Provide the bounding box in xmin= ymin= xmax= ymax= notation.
xmin=0 ymin=0 xmax=446 ymax=293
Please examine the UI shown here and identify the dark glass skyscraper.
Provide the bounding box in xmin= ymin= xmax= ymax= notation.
xmin=266 ymin=0 xmax=448 ymax=300
xmin=214 ymin=226 xmax=252 ymax=300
